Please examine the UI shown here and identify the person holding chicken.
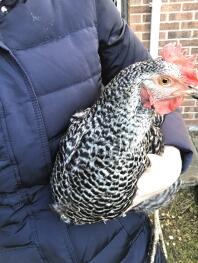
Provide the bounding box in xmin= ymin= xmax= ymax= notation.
xmin=0 ymin=0 xmax=195 ymax=262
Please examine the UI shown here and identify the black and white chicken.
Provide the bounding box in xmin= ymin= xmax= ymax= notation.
xmin=51 ymin=43 xmax=198 ymax=225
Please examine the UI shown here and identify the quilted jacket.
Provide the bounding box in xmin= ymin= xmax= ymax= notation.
xmin=0 ymin=0 xmax=193 ymax=262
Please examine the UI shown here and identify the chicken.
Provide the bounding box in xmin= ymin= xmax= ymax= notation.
xmin=51 ymin=43 xmax=198 ymax=225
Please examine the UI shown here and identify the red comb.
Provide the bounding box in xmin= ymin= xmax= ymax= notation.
xmin=160 ymin=43 xmax=198 ymax=86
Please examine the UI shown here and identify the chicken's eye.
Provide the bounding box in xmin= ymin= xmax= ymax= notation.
xmin=159 ymin=77 xmax=172 ymax=86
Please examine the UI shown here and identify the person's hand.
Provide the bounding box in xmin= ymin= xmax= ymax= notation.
xmin=130 ymin=146 xmax=182 ymax=208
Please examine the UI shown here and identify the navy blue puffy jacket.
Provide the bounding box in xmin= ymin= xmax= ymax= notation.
xmin=0 ymin=0 xmax=193 ymax=262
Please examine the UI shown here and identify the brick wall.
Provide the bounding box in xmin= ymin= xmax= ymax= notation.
xmin=128 ymin=0 xmax=198 ymax=126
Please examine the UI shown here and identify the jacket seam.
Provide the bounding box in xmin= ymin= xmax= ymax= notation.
xmin=93 ymin=0 xmax=99 ymax=40
xmin=115 ymin=212 xmax=145 ymax=236
xmin=119 ymin=225 xmax=148 ymax=263
xmin=62 ymin=226 xmax=78 ymax=263
xmin=0 ymin=245 xmax=39 ymax=254
xmin=38 ymin=70 xmax=100 ymax=140
xmin=24 ymin=202 xmax=48 ymax=263
xmin=115 ymin=218 xmax=130 ymax=236
xmin=10 ymin=50 xmax=52 ymax=171
xmin=29 ymin=71 xmax=100 ymax=144
xmin=88 ymin=227 xmax=124 ymax=262
xmin=0 ymin=101 xmax=21 ymax=186
xmin=11 ymin=25 xmax=96 ymax=51
xmin=38 ymin=71 xmax=101 ymax=99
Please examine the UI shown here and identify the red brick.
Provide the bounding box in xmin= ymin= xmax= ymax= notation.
xmin=161 ymin=4 xmax=181 ymax=12
xmin=182 ymin=3 xmax=198 ymax=11
xmin=142 ymin=32 xmax=150 ymax=40
xmin=143 ymin=14 xmax=151 ymax=23
xmin=160 ymin=14 xmax=167 ymax=22
xmin=184 ymin=107 xmax=198 ymax=113
xmin=159 ymin=32 xmax=166 ymax=40
xmin=132 ymin=23 xmax=150 ymax=32
xmin=130 ymin=0 xmax=143 ymax=5
xmin=142 ymin=0 xmax=150 ymax=4
xmin=168 ymin=31 xmax=191 ymax=39
xmin=181 ymin=21 xmax=198 ymax=29
xmin=180 ymin=39 xmax=198 ymax=47
xmin=130 ymin=14 xmax=142 ymax=23
xmin=182 ymin=99 xmax=196 ymax=107
xmin=129 ymin=6 xmax=151 ymax=14
xmin=195 ymin=12 xmax=198 ymax=20
xmin=160 ymin=22 xmax=179 ymax=30
xmin=192 ymin=30 xmax=198 ymax=38
xmin=169 ymin=12 xmax=193 ymax=21
xmin=191 ymin=48 xmax=198 ymax=55
xmin=182 ymin=113 xmax=194 ymax=119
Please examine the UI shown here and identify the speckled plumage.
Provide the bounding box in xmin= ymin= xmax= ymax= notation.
xmin=51 ymin=59 xmax=181 ymax=224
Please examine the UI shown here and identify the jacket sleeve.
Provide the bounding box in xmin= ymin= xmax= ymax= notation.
xmin=161 ymin=110 xmax=194 ymax=172
xmin=95 ymin=0 xmax=193 ymax=172
xmin=95 ymin=0 xmax=150 ymax=85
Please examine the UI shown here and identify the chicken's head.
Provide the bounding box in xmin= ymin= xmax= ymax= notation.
xmin=140 ymin=43 xmax=198 ymax=115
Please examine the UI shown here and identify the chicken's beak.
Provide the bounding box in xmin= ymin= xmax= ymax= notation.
xmin=189 ymin=86 xmax=198 ymax=99
xmin=172 ymin=86 xmax=198 ymax=100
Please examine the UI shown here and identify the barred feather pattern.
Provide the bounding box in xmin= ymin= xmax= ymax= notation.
xmin=134 ymin=178 xmax=181 ymax=212
xmin=51 ymin=59 xmax=181 ymax=224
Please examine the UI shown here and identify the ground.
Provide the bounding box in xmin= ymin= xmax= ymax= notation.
xmin=159 ymin=188 xmax=198 ymax=263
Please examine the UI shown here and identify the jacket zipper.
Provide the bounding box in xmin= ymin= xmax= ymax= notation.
xmin=0 ymin=41 xmax=52 ymax=173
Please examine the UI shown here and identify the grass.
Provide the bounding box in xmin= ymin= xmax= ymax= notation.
xmin=159 ymin=188 xmax=198 ymax=263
